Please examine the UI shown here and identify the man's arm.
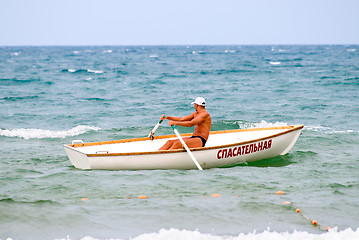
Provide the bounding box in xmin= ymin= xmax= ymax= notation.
xmin=169 ymin=112 xmax=207 ymax=127
xmin=161 ymin=113 xmax=194 ymax=122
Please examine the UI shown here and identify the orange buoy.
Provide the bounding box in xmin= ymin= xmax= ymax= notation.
xmin=276 ymin=191 xmax=285 ymax=195
xmin=138 ymin=195 xmax=148 ymax=199
xmin=81 ymin=198 xmax=88 ymax=201
xmin=212 ymin=194 xmax=221 ymax=198
xmin=296 ymin=209 xmax=301 ymax=213
xmin=326 ymin=227 xmax=331 ymax=231
xmin=283 ymin=201 xmax=291 ymax=205
xmin=312 ymin=220 xmax=317 ymax=225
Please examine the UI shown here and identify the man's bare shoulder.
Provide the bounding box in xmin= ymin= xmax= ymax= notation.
xmin=195 ymin=110 xmax=210 ymax=117
xmin=201 ymin=110 xmax=211 ymax=118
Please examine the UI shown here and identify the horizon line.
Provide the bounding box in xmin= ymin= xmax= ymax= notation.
xmin=1 ymin=43 xmax=359 ymax=47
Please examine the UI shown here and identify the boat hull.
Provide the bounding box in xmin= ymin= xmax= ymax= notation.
xmin=64 ymin=125 xmax=303 ymax=170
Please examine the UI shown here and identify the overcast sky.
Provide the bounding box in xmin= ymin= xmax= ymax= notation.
xmin=1 ymin=0 xmax=358 ymax=46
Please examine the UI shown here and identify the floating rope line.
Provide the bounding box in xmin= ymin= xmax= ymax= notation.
xmin=283 ymin=201 xmax=331 ymax=231
xmin=80 ymin=190 xmax=333 ymax=231
xmin=80 ymin=190 xmax=286 ymax=201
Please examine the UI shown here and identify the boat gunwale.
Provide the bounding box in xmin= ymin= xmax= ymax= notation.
xmin=68 ymin=125 xmax=303 ymax=157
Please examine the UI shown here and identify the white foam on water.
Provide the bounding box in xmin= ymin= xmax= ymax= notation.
xmin=236 ymin=120 xmax=287 ymax=129
xmin=242 ymin=123 xmax=359 ymax=134
xmin=305 ymin=125 xmax=358 ymax=134
xmin=252 ymin=120 xmax=288 ymax=128
xmin=64 ymin=69 xmax=103 ymax=74
xmin=238 ymin=121 xmax=357 ymax=134
xmin=192 ymin=51 xmax=205 ymax=55
xmin=130 ymin=228 xmax=359 ymax=240
xmin=305 ymin=124 xmax=332 ymax=132
xmin=87 ymin=69 xmax=103 ymax=74
xmin=0 ymin=125 xmax=100 ymax=139
xmin=235 ymin=120 xmax=288 ymax=129
xmin=269 ymin=61 xmax=281 ymax=65
xmin=48 ymin=227 xmax=359 ymax=240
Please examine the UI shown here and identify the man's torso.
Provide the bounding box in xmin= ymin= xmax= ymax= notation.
xmin=192 ymin=111 xmax=212 ymax=140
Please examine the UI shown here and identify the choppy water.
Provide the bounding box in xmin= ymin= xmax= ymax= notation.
xmin=1 ymin=45 xmax=359 ymax=240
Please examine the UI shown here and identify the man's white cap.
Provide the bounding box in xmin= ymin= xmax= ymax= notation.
xmin=191 ymin=97 xmax=206 ymax=107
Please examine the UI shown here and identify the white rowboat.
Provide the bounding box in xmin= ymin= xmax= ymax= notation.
xmin=64 ymin=125 xmax=303 ymax=170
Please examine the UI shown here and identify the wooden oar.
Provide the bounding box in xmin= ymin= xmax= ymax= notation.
xmin=171 ymin=125 xmax=203 ymax=171
xmin=148 ymin=116 xmax=165 ymax=140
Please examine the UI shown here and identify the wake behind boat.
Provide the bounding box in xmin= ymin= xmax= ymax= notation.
xmin=63 ymin=125 xmax=304 ymax=170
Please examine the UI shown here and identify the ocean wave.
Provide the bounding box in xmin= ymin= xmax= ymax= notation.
xmin=69 ymin=228 xmax=359 ymax=240
xmin=246 ymin=120 xmax=288 ymax=129
xmin=87 ymin=69 xmax=104 ymax=74
xmin=1 ymin=95 xmax=40 ymax=101
xmin=232 ymin=121 xmax=358 ymax=134
xmin=269 ymin=61 xmax=281 ymax=65
xmin=305 ymin=125 xmax=358 ymax=134
xmin=211 ymin=120 xmax=289 ymax=131
xmin=271 ymin=47 xmax=287 ymax=52
xmin=0 ymin=198 xmax=56 ymax=205
xmin=0 ymin=77 xmax=41 ymax=85
xmin=0 ymin=125 xmax=100 ymax=139
xmin=192 ymin=51 xmax=206 ymax=55
xmin=224 ymin=50 xmax=236 ymax=53
xmin=62 ymin=69 xmax=104 ymax=74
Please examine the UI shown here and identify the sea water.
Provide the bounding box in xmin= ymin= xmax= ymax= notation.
xmin=0 ymin=45 xmax=359 ymax=240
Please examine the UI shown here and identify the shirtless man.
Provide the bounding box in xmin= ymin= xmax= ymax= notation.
xmin=159 ymin=97 xmax=212 ymax=150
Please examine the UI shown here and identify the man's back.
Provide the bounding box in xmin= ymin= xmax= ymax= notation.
xmin=192 ymin=110 xmax=211 ymax=141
